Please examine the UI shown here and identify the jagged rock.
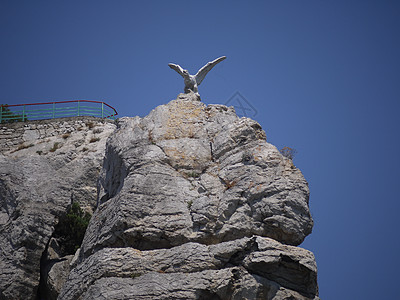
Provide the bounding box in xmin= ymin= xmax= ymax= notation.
xmin=0 ymin=118 xmax=116 ymax=300
xmin=81 ymin=92 xmax=312 ymax=261
xmin=81 ymin=271 xmax=319 ymax=300
xmin=60 ymin=236 xmax=318 ymax=299
xmin=41 ymin=255 xmax=73 ymax=300
xmin=39 ymin=239 xmax=75 ymax=300
xmin=46 ymin=238 xmax=63 ymax=260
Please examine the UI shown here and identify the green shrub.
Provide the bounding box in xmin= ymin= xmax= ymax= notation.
xmin=0 ymin=104 xmax=27 ymax=123
xmin=187 ymin=200 xmax=193 ymax=209
xmin=187 ymin=171 xmax=200 ymax=178
xmin=130 ymin=273 xmax=141 ymax=279
xmin=53 ymin=202 xmax=91 ymax=255
xmin=49 ymin=142 xmax=60 ymax=152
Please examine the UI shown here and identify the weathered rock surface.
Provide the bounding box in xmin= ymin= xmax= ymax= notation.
xmin=82 ymin=92 xmax=312 ymax=260
xmin=60 ymin=236 xmax=318 ymax=299
xmin=0 ymin=93 xmax=318 ymax=299
xmin=0 ymin=117 xmax=116 ymax=299
xmin=58 ymin=92 xmax=317 ymax=299
xmin=41 ymin=255 xmax=73 ymax=300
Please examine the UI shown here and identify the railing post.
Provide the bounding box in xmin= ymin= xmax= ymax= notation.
xmin=22 ymin=105 xmax=26 ymax=122
xmin=52 ymin=102 xmax=55 ymax=119
xmin=77 ymin=101 xmax=80 ymax=117
xmin=0 ymin=105 xmax=2 ymax=123
xmin=101 ymin=102 xmax=104 ymax=118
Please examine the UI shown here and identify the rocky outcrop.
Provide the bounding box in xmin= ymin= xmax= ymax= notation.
xmin=60 ymin=236 xmax=317 ymax=299
xmin=59 ymin=92 xmax=317 ymax=299
xmin=0 ymin=117 xmax=116 ymax=299
xmin=0 ymin=93 xmax=318 ymax=299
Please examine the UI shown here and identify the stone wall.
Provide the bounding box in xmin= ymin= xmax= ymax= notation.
xmin=0 ymin=116 xmax=115 ymax=154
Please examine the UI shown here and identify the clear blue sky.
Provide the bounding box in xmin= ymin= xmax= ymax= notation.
xmin=1 ymin=1 xmax=400 ymax=299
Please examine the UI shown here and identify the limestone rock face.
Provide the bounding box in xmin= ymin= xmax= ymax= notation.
xmin=60 ymin=237 xmax=318 ymax=300
xmin=42 ymin=254 xmax=74 ymax=300
xmin=0 ymin=94 xmax=318 ymax=299
xmin=81 ymin=93 xmax=312 ymax=259
xmin=59 ymin=93 xmax=317 ymax=299
xmin=0 ymin=117 xmax=116 ymax=300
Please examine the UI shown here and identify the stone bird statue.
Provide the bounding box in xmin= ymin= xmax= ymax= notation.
xmin=168 ymin=56 xmax=226 ymax=96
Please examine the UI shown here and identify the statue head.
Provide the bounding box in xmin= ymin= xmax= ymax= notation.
xmin=182 ymin=69 xmax=190 ymax=79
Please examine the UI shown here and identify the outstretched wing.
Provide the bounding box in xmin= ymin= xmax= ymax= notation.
xmin=195 ymin=56 xmax=226 ymax=85
xmin=168 ymin=63 xmax=185 ymax=78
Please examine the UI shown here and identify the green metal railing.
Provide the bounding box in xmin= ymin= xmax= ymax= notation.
xmin=0 ymin=100 xmax=118 ymax=123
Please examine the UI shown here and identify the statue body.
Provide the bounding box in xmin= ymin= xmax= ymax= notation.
xmin=168 ymin=56 xmax=226 ymax=96
xmin=182 ymin=71 xmax=198 ymax=94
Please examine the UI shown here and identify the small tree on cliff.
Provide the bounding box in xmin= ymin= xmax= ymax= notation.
xmin=0 ymin=104 xmax=26 ymax=123
xmin=53 ymin=202 xmax=91 ymax=255
xmin=280 ymin=146 xmax=297 ymax=160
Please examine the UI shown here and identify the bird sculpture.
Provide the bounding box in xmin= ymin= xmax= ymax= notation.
xmin=168 ymin=56 xmax=226 ymax=96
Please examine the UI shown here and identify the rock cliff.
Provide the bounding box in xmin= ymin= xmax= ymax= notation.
xmin=0 ymin=117 xmax=116 ymax=299
xmin=0 ymin=93 xmax=318 ymax=299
